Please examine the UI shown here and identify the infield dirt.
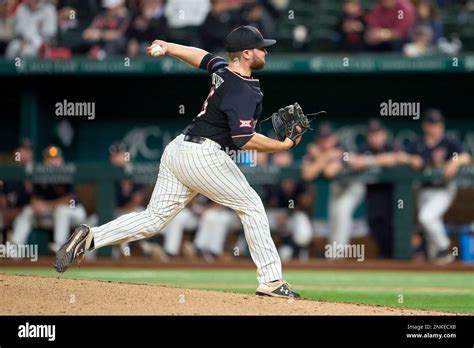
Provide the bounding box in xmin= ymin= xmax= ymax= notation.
xmin=0 ymin=273 xmax=453 ymax=315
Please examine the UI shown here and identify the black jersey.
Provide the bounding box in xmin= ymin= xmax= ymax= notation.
xmin=1 ymin=182 xmax=32 ymax=208
xmin=115 ymin=180 xmax=144 ymax=208
xmin=33 ymin=183 xmax=74 ymax=201
xmin=183 ymin=53 xmax=263 ymax=150
xmin=407 ymin=135 xmax=464 ymax=166
xmin=359 ymin=141 xmax=399 ymax=155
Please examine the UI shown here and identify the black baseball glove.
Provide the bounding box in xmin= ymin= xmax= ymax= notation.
xmin=261 ymin=103 xmax=326 ymax=148
xmin=271 ymin=102 xmax=311 ymax=143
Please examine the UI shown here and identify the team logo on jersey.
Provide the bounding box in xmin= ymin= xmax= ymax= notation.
xmin=211 ymin=74 xmax=224 ymax=89
xmin=239 ymin=120 xmax=253 ymax=128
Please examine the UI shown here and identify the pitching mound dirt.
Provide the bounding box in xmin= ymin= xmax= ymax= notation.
xmin=0 ymin=273 xmax=450 ymax=315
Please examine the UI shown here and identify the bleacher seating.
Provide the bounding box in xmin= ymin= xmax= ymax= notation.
xmin=265 ymin=0 xmax=474 ymax=52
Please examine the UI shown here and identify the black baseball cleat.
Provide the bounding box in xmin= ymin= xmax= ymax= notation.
xmin=256 ymin=279 xmax=301 ymax=299
xmin=54 ymin=224 xmax=94 ymax=273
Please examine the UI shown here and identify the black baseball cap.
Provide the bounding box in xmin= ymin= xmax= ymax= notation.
xmin=367 ymin=118 xmax=386 ymax=133
xmin=423 ymin=109 xmax=444 ymax=123
xmin=225 ymin=26 xmax=276 ymax=53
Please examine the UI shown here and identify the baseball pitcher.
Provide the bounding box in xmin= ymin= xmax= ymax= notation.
xmin=54 ymin=26 xmax=309 ymax=298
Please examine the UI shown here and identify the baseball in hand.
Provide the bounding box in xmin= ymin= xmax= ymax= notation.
xmin=150 ymin=43 xmax=164 ymax=57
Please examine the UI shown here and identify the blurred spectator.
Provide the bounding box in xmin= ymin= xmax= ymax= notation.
xmin=11 ymin=146 xmax=86 ymax=253
xmin=58 ymin=0 xmax=100 ymax=21
xmin=0 ymin=0 xmax=467 ymax=57
xmin=200 ymin=0 xmax=236 ymax=52
xmin=413 ymin=0 xmax=442 ymax=44
xmin=403 ymin=25 xmax=435 ymax=56
xmin=164 ymin=0 xmax=210 ymax=29
xmin=82 ymin=0 xmax=129 ymax=58
xmin=55 ymin=0 xmax=100 ymax=32
xmin=5 ymin=0 xmax=58 ymax=58
xmin=406 ymin=109 xmax=471 ymax=265
xmin=126 ymin=0 xmax=168 ymax=57
xmin=238 ymin=0 xmax=277 ymax=37
xmin=0 ymin=139 xmax=34 ymax=243
xmin=404 ymin=0 xmax=443 ymax=56
xmin=348 ymin=119 xmax=403 ymax=258
xmin=0 ymin=0 xmax=14 ymax=55
xmin=365 ymin=0 xmax=416 ymax=51
xmin=334 ymin=0 xmax=366 ymax=52
xmin=242 ymin=3 xmax=262 ymax=30
xmin=301 ymin=123 xmax=365 ymax=253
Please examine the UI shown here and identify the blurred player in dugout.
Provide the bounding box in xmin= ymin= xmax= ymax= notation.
xmin=349 ymin=119 xmax=406 ymax=258
xmin=0 ymin=139 xmax=34 ymax=243
xmin=85 ymin=142 xmax=147 ymax=258
xmin=264 ymin=151 xmax=315 ymax=261
xmin=159 ymin=195 xmax=242 ymax=262
xmin=11 ymin=145 xmax=87 ymax=252
xmin=405 ymin=109 xmax=471 ymax=264
xmin=302 ymin=113 xmax=470 ymax=264
xmin=301 ymin=122 xmax=366 ymax=256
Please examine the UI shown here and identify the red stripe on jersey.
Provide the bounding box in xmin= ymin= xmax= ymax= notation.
xmin=231 ymin=132 xmax=256 ymax=138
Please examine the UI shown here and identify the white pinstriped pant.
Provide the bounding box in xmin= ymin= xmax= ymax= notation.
xmin=91 ymin=134 xmax=282 ymax=284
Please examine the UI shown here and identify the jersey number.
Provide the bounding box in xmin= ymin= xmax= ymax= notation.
xmin=197 ymin=87 xmax=215 ymax=117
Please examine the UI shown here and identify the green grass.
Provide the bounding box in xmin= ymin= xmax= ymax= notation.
xmin=2 ymin=268 xmax=473 ymax=314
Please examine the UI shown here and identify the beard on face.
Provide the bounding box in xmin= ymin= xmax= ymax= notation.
xmin=250 ymin=53 xmax=265 ymax=70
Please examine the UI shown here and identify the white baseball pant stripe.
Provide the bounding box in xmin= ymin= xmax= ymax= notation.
xmin=91 ymin=134 xmax=282 ymax=284
xmin=417 ymin=182 xmax=457 ymax=258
